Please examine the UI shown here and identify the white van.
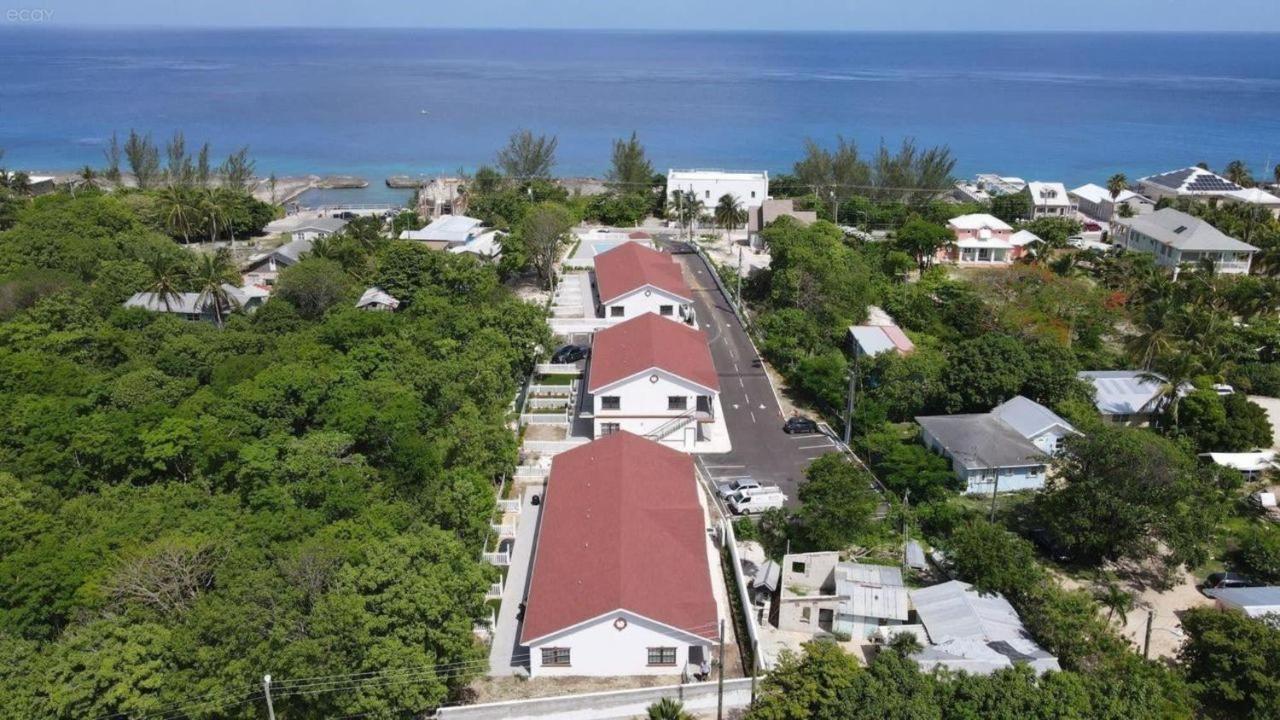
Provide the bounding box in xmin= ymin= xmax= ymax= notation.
xmin=726 ymin=488 xmax=786 ymax=515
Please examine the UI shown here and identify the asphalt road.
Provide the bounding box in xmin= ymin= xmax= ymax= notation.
xmin=669 ymin=242 xmax=841 ymax=509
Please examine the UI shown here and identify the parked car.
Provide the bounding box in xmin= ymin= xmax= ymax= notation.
xmin=1212 ymin=383 xmax=1235 ymax=396
xmin=550 ymin=344 xmax=589 ymax=364
xmin=783 ymin=416 xmax=820 ymax=435
xmin=1203 ymin=571 xmax=1258 ymax=590
xmin=717 ymin=477 xmax=761 ymax=499
xmin=726 ymin=488 xmax=786 ymax=515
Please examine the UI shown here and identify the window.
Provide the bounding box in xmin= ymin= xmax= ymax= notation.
xmin=791 ymin=561 xmax=807 ymax=574
xmin=601 ymin=396 xmax=620 ymax=411
xmin=647 ymin=647 xmax=677 ymax=666
xmin=660 ymin=304 xmax=674 ymax=316
xmin=600 ymin=422 xmax=621 ymax=436
xmin=668 ymin=396 xmax=688 ymax=411
xmin=751 ymin=191 xmax=757 ymax=198
xmin=541 ymin=647 xmax=571 ymax=667
xmin=610 ymin=306 xmax=625 ymax=317
xmin=704 ymin=190 xmax=710 ymax=199
xmin=800 ymin=607 xmax=812 ymax=624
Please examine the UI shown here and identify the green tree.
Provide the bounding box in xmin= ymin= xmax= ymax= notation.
xmin=190 ymin=248 xmax=241 ymax=327
xmin=647 ymin=697 xmax=695 ymax=720
xmin=1223 ymin=160 xmax=1255 ymax=188
xmin=1107 ymin=173 xmax=1129 ymax=200
xmin=275 ymin=258 xmax=354 ymax=320
xmin=606 ymin=131 xmax=654 ymax=190
xmin=515 ymin=202 xmax=573 ymax=289
xmin=1095 ymin=582 xmax=1134 ymax=626
xmin=714 ymin=193 xmax=746 ymax=239
xmin=142 ymin=251 xmax=189 ymax=312
xmin=1238 ymin=528 xmax=1280 ymax=582
xmin=496 ymin=129 xmax=558 ymax=179
xmin=793 ymin=454 xmax=878 ymax=551
xmin=946 ymin=520 xmax=1045 ymax=601
xmin=1180 ymin=607 xmax=1280 ymax=720
xmin=894 ymin=217 xmax=951 ymax=269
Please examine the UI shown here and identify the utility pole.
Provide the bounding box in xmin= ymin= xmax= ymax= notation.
xmin=736 ymin=246 xmax=743 ymax=310
xmin=716 ymin=619 xmax=726 ymax=720
xmin=988 ymin=470 xmax=1000 ymax=523
xmin=750 ymin=638 xmax=759 ymax=703
xmin=1143 ymin=610 xmax=1154 ymax=659
xmin=262 ymin=674 xmax=276 ymax=720
xmin=843 ymin=353 xmax=859 ymax=445
xmin=901 ymin=489 xmax=911 ymax=576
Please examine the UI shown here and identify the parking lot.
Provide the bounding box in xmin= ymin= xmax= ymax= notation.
xmin=669 ymin=242 xmax=843 ymax=508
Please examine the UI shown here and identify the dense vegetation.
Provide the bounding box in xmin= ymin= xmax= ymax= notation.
xmin=0 ymin=186 xmax=548 ymax=717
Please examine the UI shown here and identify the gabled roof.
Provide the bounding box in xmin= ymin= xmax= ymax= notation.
xmin=123 ymin=284 xmax=250 ymax=315
xmin=587 ymin=313 xmax=719 ymax=393
xmin=1026 ymin=181 xmax=1072 ymax=208
xmin=1070 ymin=183 xmax=1148 ymax=205
xmin=991 ymin=395 xmax=1076 ymax=438
xmin=355 ymin=287 xmax=399 ymax=309
xmin=1118 ymin=208 xmax=1257 ymax=253
xmin=1140 ymin=167 xmax=1242 ymax=195
xmin=948 ymin=213 xmax=1012 ymax=232
xmin=593 ymin=242 xmax=692 ymax=304
xmin=1009 ymin=230 xmax=1042 ymax=247
xmin=1223 ymin=187 xmax=1280 ymax=206
xmin=400 ymin=214 xmax=484 ymax=243
xmin=910 ymin=580 xmax=1034 ymax=644
xmin=520 ymin=432 xmax=718 ymax=644
xmin=849 ymin=325 xmax=915 ymax=357
xmin=1077 ymin=370 xmax=1166 ymax=415
xmin=245 ymin=238 xmax=312 ymax=272
xmin=291 ymin=217 xmax=349 ymax=234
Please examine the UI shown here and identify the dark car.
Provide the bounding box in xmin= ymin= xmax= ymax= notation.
xmin=1204 ymin=572 xmax=1258 ymax=590
xmin=550 ymin=344 xmax=589 ymax=364
xmin=1028 ymin=528 xmax=1072 ymax=563
xmin=783 ymin=416 xmax=820 ymax=435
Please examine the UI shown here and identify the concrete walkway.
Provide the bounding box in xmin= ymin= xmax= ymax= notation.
xmin=487 ymin=485 xmax=545 ymax=677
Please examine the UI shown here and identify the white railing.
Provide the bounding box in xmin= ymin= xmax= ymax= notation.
xmin=523 ymin=438 xmax=592 ymax=455
xmin=535 ymin=362 xmax=583 ymax=375
xmin=435 ymin=678 xmax=754 ymax=720
xmin=520 ymin=413 xmax=569 ymax=426
xmin=528 ymin=383 xmax=575 ymax=395
xmin=645 ymin=411 xmax=696 ymax=442
xmin=514 ymin=465 xmax=549 ymax=480
xmin=491 ymin=522 xmax=517 ymax=540
xmin=496 ymin=498 xmax=521 ymax=514
xmin=482 ymin=551 xmax=511 ymax=567
xmin=486 ymin=578 xmax=503 ymax=600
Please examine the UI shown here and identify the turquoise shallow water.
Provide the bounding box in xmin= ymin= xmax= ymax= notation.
xmin=2 ymin=28 xmax=1279 ymax=199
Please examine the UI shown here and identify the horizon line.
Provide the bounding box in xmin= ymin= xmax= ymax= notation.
xmin=6 ymin=24 xmax=1280 ymax=34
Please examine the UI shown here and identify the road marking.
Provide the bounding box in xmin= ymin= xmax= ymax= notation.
xmin=759 ymin=404 xmax=766 ymax=410
xmin=739 ymin=378 xmax=745 ymax=388
xmin=704 ymin=464 xmax=746 ymax=469
xmin=798 ymin=443 xmax=834 ymax=450
xmin=732 ymin=403 xmax=740 ymax=409
xmin=787 ymin=434 xmax=823 ymax=441
xmin=750 ymin=411 xmax=757 ymax=423
xmin=744 ymin=394 xmax=750 ymax=404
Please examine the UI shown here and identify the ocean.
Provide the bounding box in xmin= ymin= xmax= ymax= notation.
xmin=2 ymin=28 xmax=1279 ymax=205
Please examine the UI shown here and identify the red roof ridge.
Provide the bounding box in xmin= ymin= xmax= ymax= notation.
xmin=587 ymin=314 xmax=720 ymax=393
xmin=594 ymin=242 xmax=693 ymax=304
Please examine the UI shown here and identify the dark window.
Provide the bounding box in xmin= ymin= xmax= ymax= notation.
xmin=600 ymin=422 xmax=621 ymax=436
xmin=541 ymin=647 xmax=571 ymax=667
xmin=610 ymin=306 xmax=625 ymax=317
xmin=660 ymin=305 xmax=674 ymax=316
xmin=601 ymin=396 xmax=620 ymax=411
xmin=647 ymin=647 xmax=677 ymax=666
xmin=791 ymin=561 xmax=806 ymax=574
xmin=668 ymin=396 xmax=688 ymax=411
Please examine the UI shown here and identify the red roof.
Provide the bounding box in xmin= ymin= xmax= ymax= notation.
xmin=587 ymin=313 xmax=720 ymax=393
xmin=593 ymin=242 xmax=692 ymax=304
xmin=628 ymin=231 xmax=652 ymax=240
xmin=520 ymin=432 xmax=719 ymax=644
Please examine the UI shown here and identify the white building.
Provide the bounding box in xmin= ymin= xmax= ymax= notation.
xmin=1024 ymin=181 xmax=1077 ymax=219
xmin=1069 ymin=183 xmax=1155 ymax=223
xmin=289 ymin=217 xmax=349 ymax=243
xmin=1137 ymin=166 xmax=1244 ymax=202
xmin=667 ymin=169 xmax=768 ymax=213
xmin=1206 ymin=586 xmax=1280 ymax=618
xmin=1115 ymin=208 xmax=1257 ymax=276
xmin=1077 ymin=370 xmax=1172 ymax=426
xmin=774 ymin=552 xmax=911 ymax=641
xmin=953 ymin=174 xmax=1026 ymax=203
xmin=586 ymin=313 xmax=723 ymax=451
xmin=916 ymin=396 xmax=1078 ymax=495
xmin=521 ymin=432 xmax=719 ymax=678
xmin=123 ymin=284 xmax=267 ymax=323
xmin=592 ymin=242 xmax=695 ymax=324
xmin=399 ymin=214 xmax=485 ymax=250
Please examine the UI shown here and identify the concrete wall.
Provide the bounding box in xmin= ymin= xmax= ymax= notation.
xmin=593 ymin=371 xmax=714 ymax=443
xmin=668 ymin=173 xmax=768 ymax=212
xmin=436 ymin=678 xmax=754 ymax=720
xmin=963 ymin=465 xmax=1045 ymax=495
xmin=526 ymin=611 xmax=712 ymax=678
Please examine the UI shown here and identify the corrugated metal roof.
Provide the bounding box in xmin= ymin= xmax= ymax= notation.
xmin=837 ymin=582 xmax=910 ymax=621
xmin=991 ymin=396 xmax=1075 ymax=438
xmin=1118 ymin=208 xmax=1257 ymax=252
xmin=1078 ymin=370 xmax=1165 ymax=415
xmin=910 ymin=580 xmax=1032 ymax=644
xmin=1207 ymin=586 xmax=1280 ymax=617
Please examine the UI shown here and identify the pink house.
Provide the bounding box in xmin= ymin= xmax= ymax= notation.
xmin=940 ymin=214 xmax=1034 ymax=265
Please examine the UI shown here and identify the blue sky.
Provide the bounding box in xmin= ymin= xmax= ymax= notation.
xmin=22 ymin=0 xmax=1280 ymax=31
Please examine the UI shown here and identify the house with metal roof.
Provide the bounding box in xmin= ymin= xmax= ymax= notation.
xmin=585 ymin=313 xmax=725 ymax=452
xmin=1200 ymin=452 xmax=1279 ymax=481
xmin=916 ymin=396 xmax=1078 ymax=495
xmin=123 ymin=283 xmax=266 ymax=324
xmin=1221 ymin=187 xmax=1280 ymax=219
xmin=1069 ymin=183 xmax=1155 ymax=222
xmin=942 ymin=214 xmax=1025 ymax=264
xmin=909 ymin=580 xmax=1059 ymax=675
xmin=355 ymin=287 xmax=399 ymax=312
xmin=849 ymin=306 xmax=915 ymax=359
xmin=242 ymin=237 xmax=312 ymax=288
xmin=1205 ymin=586 xmax=1280 ymax=619
xmin=520 ymin=432 xmax=720 ymax=677
xmin=592 ymin=242 xmax=695 ymax=325
xmin=288 ymin=216 xmax=349 ymax=243
xmin=1077 ymin=370 xmax=1171 ymax=425
xmin=1023 ymin=181 xmax=1077 ymax=219
xmin=399 ymin=214 xmax=486 ymax=249
xmin=774 ymin=552 xmax=911 ymax=641
xmin=1138 ymin=166 xmax=1244 ymax=201
xmin=1115 ymin=207 xmax=1257 ymax=276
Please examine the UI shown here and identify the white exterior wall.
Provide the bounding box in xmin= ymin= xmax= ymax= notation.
xmin=593 ymin=371 xmax=715 ymax=447
xmin=602 ymin=286 xmax=690 ymax=323
xmin=526 ymin=611 xmax=712 ymax=678
xmin=1027 ymin=427 xmax=1070 ymax=455
xmin=293 ymin=228 xmax=336 ymax=243
xmin=963 ymin=465 xmax=1046 ymax=495
xmin=1122 ymin=227 xmax=1254 ymax=275
xmin=667 ymin=171 xmax=768 ymax=214
xmin=242 ymin=257 xmax=288 ymax=287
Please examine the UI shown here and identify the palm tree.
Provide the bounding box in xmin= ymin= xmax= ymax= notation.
xmin=197 ymin=188 xmax=227 ymax=245
xmin=1142 ymin=351 xmax=1203 ymax=428
xmin=1126 ymin=298 xmax=1177 ymax=370
xmin=713 ymin=193 xmax=746 ymax=242
xmin=144 ymin=252 xmax=189 ymax=312
xmin=1096 ymin=582 xmax=1134 ymax=626
xmin=155 ymin=185 xmax=197 ymax=244
xmin=1273 ymin=163 xmax=1280 ymax=188
xmin=646 ymin=698 xmax=694 ymax=720
xmin=1224 ymin=160 xmax=1254 ymax=188
xmin=1106 ymin=173 xmax=1128 ymax=200
xmin=190 ymin=248 xmax=241 ymax=327
xmin=667 ymin=189 xmax=704 ymax=235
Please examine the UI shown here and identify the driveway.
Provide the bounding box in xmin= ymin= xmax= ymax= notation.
xmin=669 ymin=242 xmax=842 ymax=508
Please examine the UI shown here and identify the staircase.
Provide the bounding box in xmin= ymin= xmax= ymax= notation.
xmin=645 ymin=411 xmax=697 ymax=443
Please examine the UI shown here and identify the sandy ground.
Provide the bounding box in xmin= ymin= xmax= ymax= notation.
xmin=699 ymin=233 xmax=772 ymax=278
xmin=1057 ymin=564 xmax=1211 ymax=660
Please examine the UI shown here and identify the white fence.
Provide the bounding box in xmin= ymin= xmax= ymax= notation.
xmin=722 ymin=518 xmax=766 ymax=673
xmin=528 ymin=383 xmax=575 ymax=396
xmin=496 ymin=498 xmax=521 ymax=514
xmin=435 ymin=678 xmax=754 ymax=720
xmin=519 ymin=413 xmax=569 ymax=426
xmin=534 ymin=362 xmax=583 ymax=375
xmin=482 ymin=551 xmax=511 ymax=567
xmin=522 ymin=438 xmax=591 ymax=455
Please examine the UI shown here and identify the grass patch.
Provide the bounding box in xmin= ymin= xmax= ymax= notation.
xmin=534 ymin=374 xmax=575 ymax=386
